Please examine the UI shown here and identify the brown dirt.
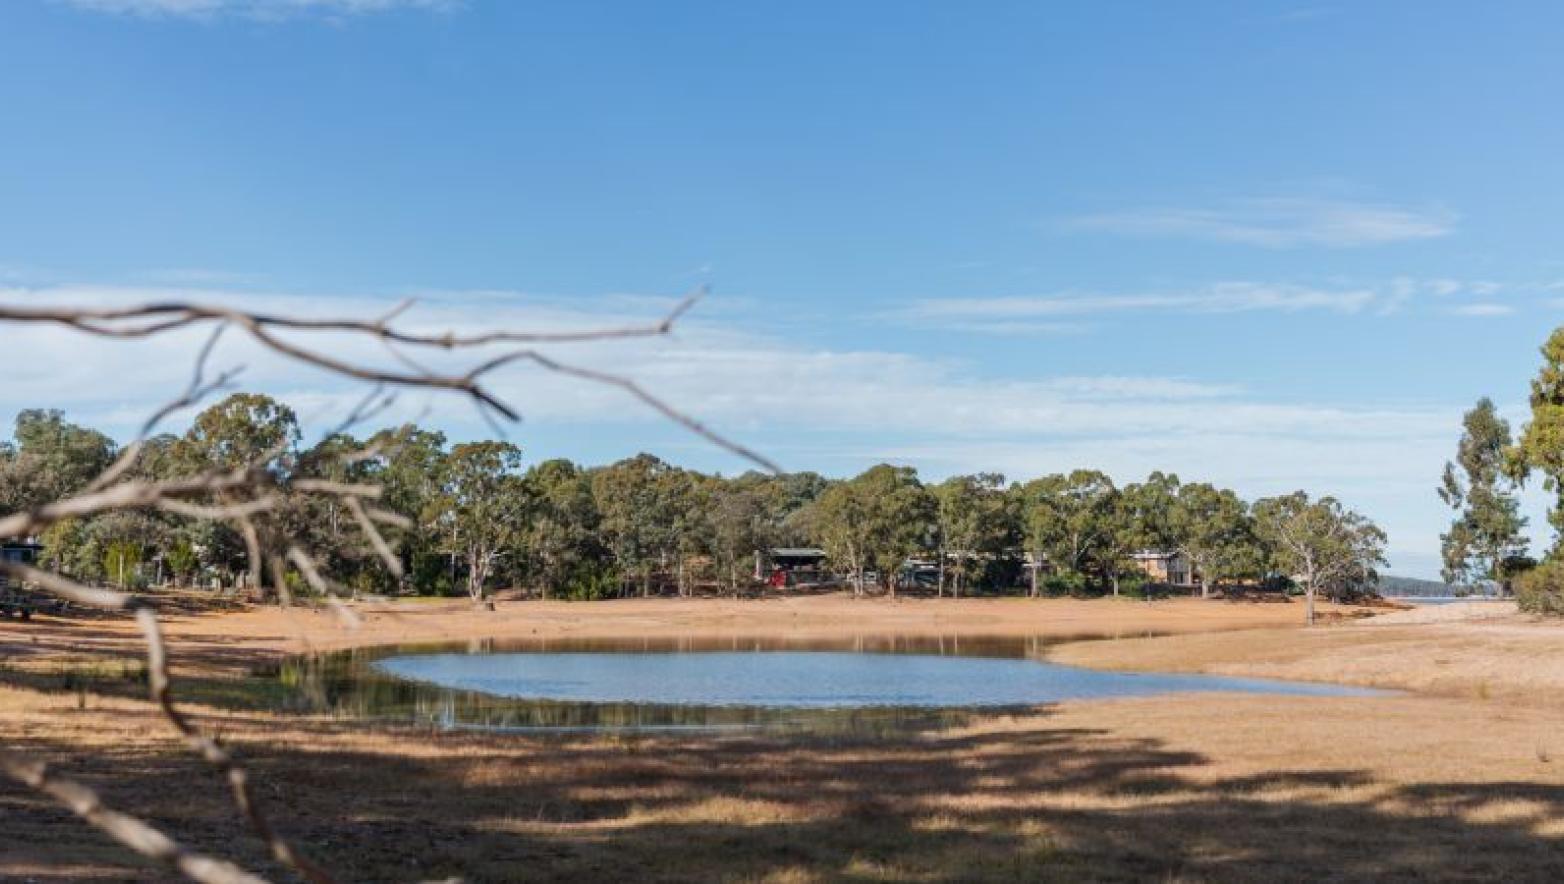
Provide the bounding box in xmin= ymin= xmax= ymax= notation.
xmin=1049 ymin=602 xmax=1564 ymax=704
xmin=2 ymin=594 xmax=1562 ymax=882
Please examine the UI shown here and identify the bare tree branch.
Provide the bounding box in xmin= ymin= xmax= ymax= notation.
xmin=0 ymin=287 xmax=775 ymax=473
xmin=344 ymin=496 xmax=402 ymax=578
xmin=0 ymin=467 xmax=261 ymax=540
xmin=137 ymin=609 xmax=338 ymax=884
xmin=0 ymin=752 xmax=270 ymax=884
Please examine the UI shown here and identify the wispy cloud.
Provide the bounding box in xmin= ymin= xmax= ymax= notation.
xmin=0 ymin=284 xmax=1431 ymax=447
xmin=1065 ymin=197 xmax=1456 ymax=248
xmin=903 ymin=277 xmax=1540 ymax=329
xmin=60 ymin=0 xmax=456 ymax=19
xmin=1378 ymin=277 xmax=1506 ymax=315
xmin=1448 ymin=303 xmax=1514 ymax=317
xmin=904 ymin=282 xmax=1377 ymax=326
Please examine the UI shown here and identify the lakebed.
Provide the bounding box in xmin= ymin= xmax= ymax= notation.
xmin=2 ymin=595 xmax=1560 ymax=881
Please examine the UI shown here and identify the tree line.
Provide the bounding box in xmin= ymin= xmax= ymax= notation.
xmin=1441 ymin=324 xmax=1564 ymax=613
xmin=1 ymin=392 xmax=1388 ymax=616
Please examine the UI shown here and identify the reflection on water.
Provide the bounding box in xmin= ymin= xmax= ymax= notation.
xmin=269 ymin=633 xmax=1382 ymax=736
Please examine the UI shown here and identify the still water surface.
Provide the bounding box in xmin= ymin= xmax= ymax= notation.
xmin=273 ymin=635 xmax=1383 ymax=735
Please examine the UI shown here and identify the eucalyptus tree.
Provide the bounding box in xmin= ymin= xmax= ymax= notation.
xmin=808 ymin=464 xmax=934 ymax=597
xmin=665 ymin=467 xmax=713 ymax=596
xmin=1253 ymin=492 xmax=1387 ymax=624
xmin=175 ymin=393 xmax=300 ymax=472
xmin=0 ymin=411 xmax=124 ymax=585
xmin=440 ymin=440 xmax=530 ymax=604
xmin=708 ymin=479 xmax=773 ymax=594
xmin=1170 ymin=482 xmax=1257 ymax=597
xmin=1107 ymin=472 xmax=1181 ymax=596
xmin=591 ymin=453 xmax=681 ymax=596
xmin=364 ymin=425 xmax=452 ymax=592
xmin=0 ymin=409 xmax=117 ymax=513
xmin=523 ymin=458 xmax=602 ymax=599
xmin=1438 ymin=397 xmax=1528 ymax=592
xmin=806 ymin=479 xmax=871 ymax=595
xmin=769 ymin=470 xmax=834 ymax=545
xmin=932 ymin=473 xmax=1013 ymax=596
xmin=1514 ymin=327 xmax=1564 ymax=555
xmin=1018 ymin=470 xmax=1117 ymax=593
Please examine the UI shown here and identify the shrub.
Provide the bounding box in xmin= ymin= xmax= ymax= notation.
xmin=1041 ymin=570 xmax=1088 ymax=597
xmin=1115 ymin=571 xmax=1150 ymax=598
xmin=1515 ymin=560 xmax=1564 ymax=615
xmin=562 ymin=561 xmax=620 ymax=601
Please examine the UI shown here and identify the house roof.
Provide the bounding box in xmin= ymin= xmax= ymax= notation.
xmin=768 ymin=547 xmax=827 ymax=557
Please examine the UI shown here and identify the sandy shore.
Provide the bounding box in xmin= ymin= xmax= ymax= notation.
xmin=0 ymin=592 xmax=1369 ymax=673
xmin=1050 ymin=600 xmax=1564 ymax=703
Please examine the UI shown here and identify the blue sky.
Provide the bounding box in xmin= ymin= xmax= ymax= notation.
xmin=2 ymin=0 xmax=1562 ymax=576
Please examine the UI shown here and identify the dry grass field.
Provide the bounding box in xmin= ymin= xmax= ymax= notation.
xmin=2 ymin=595 xmax=1561 ymax=882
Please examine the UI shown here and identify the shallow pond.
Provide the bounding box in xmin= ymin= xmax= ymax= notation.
xmin=271 ymin=635 xmax=1383 ymax=736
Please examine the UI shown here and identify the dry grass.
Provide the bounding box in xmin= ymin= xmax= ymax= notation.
xmin=1049 ymin=603 xmax=1564 ymax=704
xmin=3 ymin=596 xmax=1562 ymax=882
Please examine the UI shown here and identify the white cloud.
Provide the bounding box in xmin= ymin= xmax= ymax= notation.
xmin=0 ymin=283 xmax=1488 ymax=575
xmin=0 ymin=284 xmax=1441 ymax=443
xmin=904 ymin=278 xmax=1541 ymax=329
xmin=60 ymin=0 xmax=455 ymax=19
xmin=905 ymin=282 xmax=1377 ymax=324
xmin=1448 ymin=303 xmax=1514 ymax=317
xmin=1066 ymin=197 xmax=1456 ymax=248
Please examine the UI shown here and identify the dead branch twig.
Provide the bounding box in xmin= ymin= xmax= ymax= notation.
xmin=0 ymin=752 xmax=271 ymax=884
xmin=137 ymin=609 xmax=338 ymax=884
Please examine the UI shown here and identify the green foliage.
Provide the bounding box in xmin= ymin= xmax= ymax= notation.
xmin=560 ymin=560 xmax=621 ymax=601
xmin=1253 ymin=492 xmax=1388 ymax=622
xmin=524 ymin=458 xmax=604 ymax=598
xmin=708 ymin=481 xmax=772 ymax=593
xmin=102 ymin=539 xmax=143 ymax=589
xmin=1017 ymin=470 xmax=1118 ymax=591
xmin=1 ymin=395 xmax=1404 ymax=608
xmin=1170 ymin=482 xmax=1260 ymax=594
xmin=806 ymin=464 xmax=934 ymax=595
xmin=165 ymin=538 xmax=199 ymax=585
xmin=1439 ymin=398 xmax=1528 ymax=589
xmin=591 ymin=454 xmax=685 ymax=596
xmin=176 ymin=393 xmax=301 ymax=471
xmin=0 ymin=409 xmax=116 ymax=512
xmin=1515 ymin=560 xmax=1564 ymax=615
xmin=932 ymin=473 xmax=1014 ymax=596
xmin=441 ymin=440 xmax=529 ymax=601
xmin=38 ymin=518 xmax=98 ymax=581
xmin=1115 ymin=570 xmax=1154 ymax=599
xmin=1513 ymin=327 xmax=1564 ymax=551
xmin=1040 ymin=571 xmax=1088 ymax=597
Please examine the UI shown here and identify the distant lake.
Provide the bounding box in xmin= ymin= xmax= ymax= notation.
xmin=1388 ymin=597 xmax=1500 ymax=605
xmin=271 ymin=635 xmax=1386 ymax=735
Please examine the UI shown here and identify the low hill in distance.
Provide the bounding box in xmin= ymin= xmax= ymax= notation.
xmin=1380 ymin=574 xmax=1486 ymax=598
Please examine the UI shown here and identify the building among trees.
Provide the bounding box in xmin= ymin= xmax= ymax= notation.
xmin=1130 ymin=550 xmax=1195 ymax=588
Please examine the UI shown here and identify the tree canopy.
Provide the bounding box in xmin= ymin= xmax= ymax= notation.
xmin=0 ymin=396 xmax=1390 ymax=612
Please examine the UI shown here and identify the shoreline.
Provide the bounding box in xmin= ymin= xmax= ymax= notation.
xmin=0 ymin=592 xmax=1376 ymax=674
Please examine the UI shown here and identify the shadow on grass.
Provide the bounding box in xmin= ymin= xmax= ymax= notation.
xmin=4 ymin=703 xmax=1564 ymax=883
